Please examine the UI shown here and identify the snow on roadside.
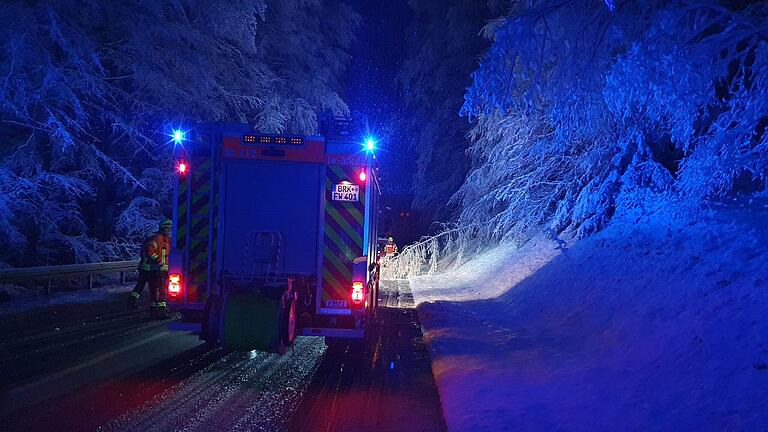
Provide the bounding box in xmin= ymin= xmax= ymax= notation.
xmin=411 ymin=206 xmax=768 ymax=432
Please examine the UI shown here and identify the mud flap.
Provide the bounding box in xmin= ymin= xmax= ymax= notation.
xmin=220 ymin=289 xmax=296 ymax=354
xmin=201 ymin=295 xmax=222 ymax=346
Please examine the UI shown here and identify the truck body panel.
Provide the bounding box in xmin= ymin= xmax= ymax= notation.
xmin=221 ymin=158 xmax=322 ymax=277
xmin=168 ymin=121 xmax=380 ymax=346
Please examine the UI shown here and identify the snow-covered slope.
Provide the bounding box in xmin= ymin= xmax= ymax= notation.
xmin=411 ymin=205 xmax=768 ymax=432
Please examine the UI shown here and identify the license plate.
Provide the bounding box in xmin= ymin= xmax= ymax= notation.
xmin=332 ymin=183 xmax=359 ymax=202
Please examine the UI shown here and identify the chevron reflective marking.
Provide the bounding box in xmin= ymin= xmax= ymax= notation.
xmin=187 ymin=155 xmax=213 ymax=302
xmin=176 ymin=175 xmax=188 ymax=249
xmin=322 ymin=164 xmax=365 ymax=308
xmin=324 ymin=244 xmax=352 ymax=279
xmin=326 ymin=206 xmax=362 ymax=248
xmin=324 ymin=215 xmax=357 ymax=260
xmin=210 ymin=181 xmax=219 ymax=283
xmin=323 ymin=267 xmax=347 ymax=300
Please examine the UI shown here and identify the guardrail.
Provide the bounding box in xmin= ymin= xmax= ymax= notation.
xmin=0 ymin=260 xmax=140 ymax=295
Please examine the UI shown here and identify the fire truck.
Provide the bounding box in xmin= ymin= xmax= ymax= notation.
xmin=166 ymin=118 xmax=381 ymax=353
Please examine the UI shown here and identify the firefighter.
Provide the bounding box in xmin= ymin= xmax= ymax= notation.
xmin=384 ymin=236 xmax=398 ymax=256
xmin=129 ymin=219 xmax=172 ymax=318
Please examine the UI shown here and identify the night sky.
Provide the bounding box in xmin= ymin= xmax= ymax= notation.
xmin=344 ymin=0 xmax=413 ymax=192
xmin=343 ymin=0 xmax=418 ymax=241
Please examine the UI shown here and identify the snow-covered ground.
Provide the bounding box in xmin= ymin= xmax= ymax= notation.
xmin=409 ymin=204 xmax=768 ymax=431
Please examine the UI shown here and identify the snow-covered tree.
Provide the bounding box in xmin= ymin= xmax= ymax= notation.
xmin=458 ymin=0 xmax=768 ymax=241
xmin=0 ymin=0 xmax=359 ymax=266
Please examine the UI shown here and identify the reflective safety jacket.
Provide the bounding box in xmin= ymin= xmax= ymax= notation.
xmin=138 ymin=232 xmax=171 ymax=272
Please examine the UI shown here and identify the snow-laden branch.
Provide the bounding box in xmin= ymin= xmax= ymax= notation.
xmin=457 ymin=0 xmax=768 ymax=243
xmin=381 ymin=224 xmax=489 ymax=280
xmin=0 ymin=0 xmax=359 ymax=266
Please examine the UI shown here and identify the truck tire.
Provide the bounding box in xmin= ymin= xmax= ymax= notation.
xmin=280 ymin=296 xmax=297 ymax=349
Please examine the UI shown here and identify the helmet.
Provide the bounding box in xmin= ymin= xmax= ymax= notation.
xmin=388 ymin=236 xmax=394 ymax=242
xmin=159 ymin=219 xmax=173 ymax=230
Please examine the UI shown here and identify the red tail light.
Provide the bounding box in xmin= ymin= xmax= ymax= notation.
xmin=168 ymin=273 xmax=182 ymax=297
xmin=177 ymin=161 xmax=187 ymax=174
xmin=351 ymin=281 xmax=364 ymax=304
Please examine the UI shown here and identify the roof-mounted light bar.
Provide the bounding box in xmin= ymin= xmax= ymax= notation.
xmin=243 ymin=135 xmax=304 ymax=146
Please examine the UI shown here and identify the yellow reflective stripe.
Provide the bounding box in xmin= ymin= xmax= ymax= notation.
xmin=157 ymin=302 xmax=167 ymax=308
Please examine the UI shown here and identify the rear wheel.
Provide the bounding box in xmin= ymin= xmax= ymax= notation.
xmin=281 ymin=296 xmax=297 ymax=348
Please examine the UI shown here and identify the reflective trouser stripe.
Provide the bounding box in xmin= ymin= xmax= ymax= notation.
xmin=130 ymin=292 xmax=140 ymax=299
xmin=157 ymin=302 xmax=167 ymax=308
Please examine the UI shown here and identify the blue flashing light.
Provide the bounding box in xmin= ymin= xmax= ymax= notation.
xmin=172 ymin=130 xmax=184 ymax=145
xmin=365 ymin=137 xmax=375 ymax=152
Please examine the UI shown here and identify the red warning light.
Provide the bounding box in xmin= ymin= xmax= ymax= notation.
xmin=168 ymin=273 xmax=182 ymax=296
xmin=178 ymin=162 xmax=187 ymax=174
xmin=351 ymin=281 xmax=364 ymax=304
xmin=359 ymin=171 xmax=367 ymax=182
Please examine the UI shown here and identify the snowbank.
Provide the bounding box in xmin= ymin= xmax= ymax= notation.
xmin=411 ymin=206 xmax=768 ymax=431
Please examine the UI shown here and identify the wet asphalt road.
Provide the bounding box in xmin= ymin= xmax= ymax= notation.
xmin=0 ymin=281 xmax=444 ymax=432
